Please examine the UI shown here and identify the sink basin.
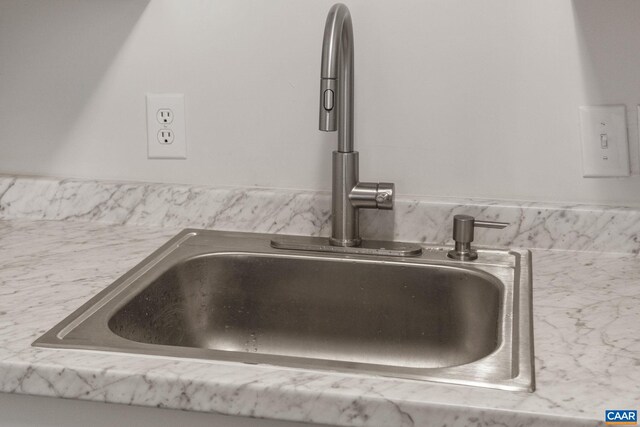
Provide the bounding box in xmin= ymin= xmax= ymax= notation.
xmin=34 ymin=229 xmax=534 ymax=391
xmin=110 ymin=254 xmax=501 ymax=369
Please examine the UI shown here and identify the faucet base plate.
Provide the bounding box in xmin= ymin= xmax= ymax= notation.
xmin=447 ymin=249 xmax=479 ymax=261
xmin=329 ymin=236 xmax=362 ymax=247
xmin=271 ymin=235 xmax=423 ymax=257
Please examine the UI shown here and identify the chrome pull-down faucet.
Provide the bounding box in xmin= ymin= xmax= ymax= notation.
xmin=319 ymin=3 xmax=394 ymax=247
xmin=270 ymin=3 xmax=420 ymax=257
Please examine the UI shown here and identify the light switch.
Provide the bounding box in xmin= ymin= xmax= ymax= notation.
xmin=600 ymin=134 xmax=608 ymax=149
xmin=579 ymin=105 xmax=629 ymax=177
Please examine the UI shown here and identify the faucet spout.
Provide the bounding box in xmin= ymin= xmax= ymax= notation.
xmin=319 ymin=3 xmax=353 ymax=153
xmin=272 ymin=4 xmax=420 ymax=256
xmin=319 ymin=4 xmax=394 ymax=247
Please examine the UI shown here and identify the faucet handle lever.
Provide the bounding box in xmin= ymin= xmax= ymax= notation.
xmin=350 ymin=182 xmax=394 ymax=210
xmin=448 ymin=214 xmax=508 ymax=261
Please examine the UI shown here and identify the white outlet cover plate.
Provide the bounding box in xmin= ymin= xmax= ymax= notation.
xmin=146 ymin=94 xmax=186 ymax=159
xmin=579 ymin=105 xmax=629 ymax=177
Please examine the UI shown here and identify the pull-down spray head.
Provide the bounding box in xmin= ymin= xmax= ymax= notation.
xmin=318 ymin=3 xmax=353 ymax=153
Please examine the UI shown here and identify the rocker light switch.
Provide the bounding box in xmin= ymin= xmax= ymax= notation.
xmin=579 ymin=105 xmax=630 ymax=177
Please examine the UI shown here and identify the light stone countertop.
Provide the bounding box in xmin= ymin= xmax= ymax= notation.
xmin=0 ymin=217 xmax=637 ymax=427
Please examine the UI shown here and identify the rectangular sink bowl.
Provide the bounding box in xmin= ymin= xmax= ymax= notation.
xmin=34 ymin=229 xmax=535 ymax=391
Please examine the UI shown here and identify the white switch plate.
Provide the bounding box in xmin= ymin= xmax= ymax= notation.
xmin=579 ymin=105 xmax=629 ymax=177
xmin=146 ymin=94 xmax=186 ymax=159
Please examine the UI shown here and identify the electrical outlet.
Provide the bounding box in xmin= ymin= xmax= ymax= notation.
xmin=157 ymin=109 xmax=173 ymax=124
xmin=146 ymin=94 xmax=186 ymax=159
xmin=158 ymin=129 xmax=174 ymax=144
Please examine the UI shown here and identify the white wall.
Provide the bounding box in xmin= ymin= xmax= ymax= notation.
xmin=1 ymin=0 xmax=640 ymax=204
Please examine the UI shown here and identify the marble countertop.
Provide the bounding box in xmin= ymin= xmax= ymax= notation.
xmin=0 ymin=217 xmax=637 ymax=427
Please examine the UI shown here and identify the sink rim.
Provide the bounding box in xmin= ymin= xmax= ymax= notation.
xmin=33 ymin=229 xmax=535 ymax=392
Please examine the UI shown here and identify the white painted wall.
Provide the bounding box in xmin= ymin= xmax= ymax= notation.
xmin=1 ymin=0 xmax=640 ymax=204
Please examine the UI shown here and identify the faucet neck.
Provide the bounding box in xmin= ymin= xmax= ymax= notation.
xmin=319 ymin=3 xmax=354 ymax=153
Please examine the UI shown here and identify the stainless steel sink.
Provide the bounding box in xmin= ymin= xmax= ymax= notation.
xmin=34 ymin=229 xmax=534 ymax=391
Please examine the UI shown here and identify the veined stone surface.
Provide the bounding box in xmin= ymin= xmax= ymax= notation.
xmin=0 ymin=174 xmax=634 ymax=426
xmin=1 ymin=175 xmax=639 ymax=254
